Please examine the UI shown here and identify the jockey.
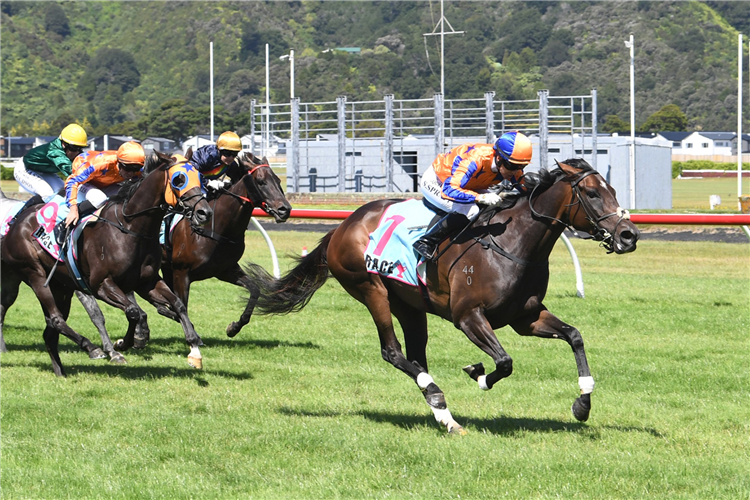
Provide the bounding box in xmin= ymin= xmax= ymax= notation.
xmin=14 ymin=124 xmax=88 ymax=199
xmin=190 ymin=131 xmax=244 ymax=194
xmin=63 ymin=141 xmax=146 ymax=227
xmin=413 ymin=130 xmax=532 ymax=261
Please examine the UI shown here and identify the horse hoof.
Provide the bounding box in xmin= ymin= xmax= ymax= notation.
xmin=462 ymin=363 xmax=485 ymax=381
xmin=226 ymin=322 xmax=240 ymax=338
xmin=572 ymin=396 xmax=591 ymax=422
xmin=447 ymin=421 xmax=468 ymax=436
xmin=113 ymin=339 xmax=131 ymax=352
xmin=89 ymin=348 xmax=107 ymax=360
xmin=109 ymin=353 xmax=127 ymax=365
xmin=188 ymin=355 xmax=203 ymax=370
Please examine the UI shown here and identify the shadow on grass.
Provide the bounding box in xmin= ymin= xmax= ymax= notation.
xmin=1 ymin=359 xmax=253 ymax=382
xmin=277 ymin=406 xmax=663 ymax=437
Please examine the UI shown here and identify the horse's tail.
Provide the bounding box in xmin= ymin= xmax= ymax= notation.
xmin=243 ymin=230 xmax=334 ymax=315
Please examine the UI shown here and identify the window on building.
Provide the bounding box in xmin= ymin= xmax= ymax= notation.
xmin=702 ymin=143 xmax=709 ymax=148
xmin=686 ymin=143 xmax=693 ymax=148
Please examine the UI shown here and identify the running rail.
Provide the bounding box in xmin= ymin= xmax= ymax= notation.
xmin=250 ymin=210 xmax=750 ymax=299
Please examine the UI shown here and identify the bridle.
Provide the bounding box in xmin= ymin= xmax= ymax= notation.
xmin=215 ymin=161 xmax=277 ymax=216
xmin=529 ymin=166 xmax=631 ymax=253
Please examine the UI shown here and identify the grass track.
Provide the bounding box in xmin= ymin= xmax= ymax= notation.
xmin=1 ymin=231 xmax=749 ymax=499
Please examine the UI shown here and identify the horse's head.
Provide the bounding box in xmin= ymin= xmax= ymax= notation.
xmin=164 ymin=152 xmax=213 ymax=226
xmin=555 ymin=159 xmax=639 ymax=254
xmin=236 ymin=153 xmax=291 ymax=222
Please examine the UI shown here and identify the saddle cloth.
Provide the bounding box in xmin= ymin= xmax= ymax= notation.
xmin=159 ymin=213 xmax=184 ymax=246
xmin=0 ymin=198 xmax=26 ymax=237
xmin=32 ymin=195 xmax=99 ymax=263
xmin=363 ymin=199 xmax=435 ymax=287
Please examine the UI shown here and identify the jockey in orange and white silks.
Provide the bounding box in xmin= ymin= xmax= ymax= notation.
xmin=413 ymin=131 xmax=532 ymax=261
xmin=63 ymin=141 xmax=145 ymax=227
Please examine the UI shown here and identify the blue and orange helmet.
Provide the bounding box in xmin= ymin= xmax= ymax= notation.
xmin=494 ymin=131 xmax=532 ymax=168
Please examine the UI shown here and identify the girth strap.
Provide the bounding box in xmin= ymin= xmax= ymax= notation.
xmin=471 ymin=235 xmax=546 ymax=268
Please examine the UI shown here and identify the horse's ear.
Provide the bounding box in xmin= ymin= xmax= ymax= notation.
xmin=262 ymin=156 xmax=269 ymax=165
xmin=185 ymin=146 xmax=193 ymax=161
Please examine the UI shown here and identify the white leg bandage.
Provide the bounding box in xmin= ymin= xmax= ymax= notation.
xmin=416 ymin=372 xmax=434 ymax=390
xmin=578 ymin=376 xmax=595 ymax=395
xmin=477 ymin=374 xmax=490 ymax=391
xmin=431 ymin=407 xmax=453 ymax=425
xmin=189 ymin=346 xmax=202 ymax=360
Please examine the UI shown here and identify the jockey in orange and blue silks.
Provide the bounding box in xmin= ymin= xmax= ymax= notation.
xmin=413 ymin=131 xmax=532 ymax=262
xmin=63 ymin=141 xmax=145 ymax=227
xmin=190 ymin=131 xmax=244 ymax=194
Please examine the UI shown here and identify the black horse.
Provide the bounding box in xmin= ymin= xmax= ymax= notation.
xmin=242 ymin=159 xmax=640 ymax=434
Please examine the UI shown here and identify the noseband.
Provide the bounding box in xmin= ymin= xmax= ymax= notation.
xmin=530 ymin=168 xmax=631 ymax=253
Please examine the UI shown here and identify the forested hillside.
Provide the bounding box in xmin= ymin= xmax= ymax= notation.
xmin=2 ymin=1 xmax=750 ymax=142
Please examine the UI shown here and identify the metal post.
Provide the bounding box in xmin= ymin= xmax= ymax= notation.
xmin=291 ymin=97 xmax=300 ymax=193
xmin=538 ymin=90 xmax=549 ymax=170
xmin=210 ymin=42 xmax=214 ymax=141
xmin=250 ymin=99 xmax=257 ymax=155
xmin=626 ymin=33 xmax=636 ymax=209
xmin=385 ymin=94 xmax=394 ymax=192
xmin=485 ymin=91 xmax=495 ymax=144
xmin=738 ymin=34 xmax=744 ymax=210
xmin=591 ymin=88 xmax=598 ymax=171
xmin=265 ymin=43 xmax=270 ymax=156
xmin=337 ymin=96 xmax=347 ymax=192
xmin=434 ymin=93 xmax=444 ymax=157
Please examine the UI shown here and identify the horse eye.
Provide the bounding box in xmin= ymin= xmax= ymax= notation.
xmin=586 ymin=189 xmax=600 ymax=199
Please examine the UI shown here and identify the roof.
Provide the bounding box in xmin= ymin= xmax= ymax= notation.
xmin=143 ymin=137 xmax=175 ymax=143
xmin=657 ymin=132 xmax=691 ymax=141
xmin=696 ymin=132 xmax=736 ymax=140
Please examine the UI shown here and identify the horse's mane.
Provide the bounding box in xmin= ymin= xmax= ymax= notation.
xmin=522 ymin=158 xmax=593 ymax=193
xmin=479 ymin=158 xmax=594 ymax=226
xmin=110 ymin=152 xmax=168 ymax=203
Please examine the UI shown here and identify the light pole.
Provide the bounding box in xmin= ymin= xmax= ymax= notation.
xmin=423 ymin=0 xmax=463 ymax=98
xmin=624 ymin=33 xmax=635 ymax=209
xmin=265 ymin=43 xmax=270 ymax=155
xmin=210 ymin=41 xmax=214 ymax=142
xmin=280 ymin=49 xmax=295 ymax=99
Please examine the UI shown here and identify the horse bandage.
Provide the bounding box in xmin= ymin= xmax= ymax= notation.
xmin=616 ymin=207 xmax=630 ymax=220
xmin=578 ymin=376 xmax=595 ymax=394
xmin=417 ymin=372 xmax=434 ymax=389
xmin=477 ymin=375 xmax=490 ymax=391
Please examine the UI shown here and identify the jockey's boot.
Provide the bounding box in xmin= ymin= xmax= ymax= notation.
xmin=56 ymin=200 xmax=96 ymax=246
xmin=413 ymin=212 xmax=469 ymax=262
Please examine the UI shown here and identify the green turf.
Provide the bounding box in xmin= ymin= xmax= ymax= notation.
xmin=672 ymin=177 xmax=750 ymax=210
xmin=1 ymin=231 xmax=748 ymax=499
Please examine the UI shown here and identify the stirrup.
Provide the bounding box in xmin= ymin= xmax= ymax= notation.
xmin=413 ymin=240 xmax=437 ymax=262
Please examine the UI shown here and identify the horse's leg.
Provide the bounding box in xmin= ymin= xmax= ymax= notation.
xmin=92 ymin=278 xmax=147 ymax=358
xmin=127 ymin=292 xmax=151 ymax=349
xmin=456 ymin=307 xmax=515 ymax=389
xmin=138 ymin=279 xmax=204 ymax=369
xmin=353 ymin=281 xmax=465 ymax=435
xmin=509 ymin=308 xmax=594 ymax=422
xmin=0 ymin=267 xmax=22 ymax=353
xmin=75 ymin=290 xmax=126 ymax=364
xmin=42 ymin=284 xmax=106 ymax=376
xmin=217 ymin=265 xmax=259 ymax=337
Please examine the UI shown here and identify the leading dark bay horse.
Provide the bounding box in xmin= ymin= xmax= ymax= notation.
xmin=242 ymin=159 xmax=640 ymax=434
xmin=0 ymin=152 xmax=213 ymax=376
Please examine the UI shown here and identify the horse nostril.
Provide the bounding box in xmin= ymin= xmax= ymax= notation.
xmin=620 ymin=229 xmax=637 ymax=244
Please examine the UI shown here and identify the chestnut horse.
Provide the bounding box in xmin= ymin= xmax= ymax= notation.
xmin=0 ymin=152 xmax=213 ymax=376
xmin=242 ymin=159 xmax=640 ymax=434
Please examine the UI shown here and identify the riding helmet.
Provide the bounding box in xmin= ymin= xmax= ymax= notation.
xmin=116 ymin=141 xmax=146 ymax=166
xmin=59 ymin=123 xmax=88 ymax=147
xmin=494 ymin=131 xmax=532 ymax=166
xmin=216 ymin=131 xmax=242 ymax=152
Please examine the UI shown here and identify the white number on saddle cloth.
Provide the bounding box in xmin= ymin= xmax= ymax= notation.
xmin=363 ymin=199 xmax=436 ymax=287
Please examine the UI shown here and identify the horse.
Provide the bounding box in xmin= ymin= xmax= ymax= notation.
xmin=0 ymin=152 xmax=213 ymax=376
xmin=1 ymin=191 xmax=115 ymax=359
xmin=161 ymin=152 xmax=291 ymax=338
xmin=241 ymin=159 xmax=640 ymax=434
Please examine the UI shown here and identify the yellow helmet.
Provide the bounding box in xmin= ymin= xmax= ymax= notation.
xmin=59 ymin=123 xmax=88 ymax=147
xmin=116 ymin=141 xmax=146 ymax=166
xmin=216 ymin=131 xmax=242 ymax=152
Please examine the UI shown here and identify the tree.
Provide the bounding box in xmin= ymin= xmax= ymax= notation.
xmin=639 ymin=104 xmax=688 ymax=132
xmin=602 ymin=115 xmax=630 ymax=134
xmin=44 ymin=3 xmax=70 ymax=38
xmin=78 ymin=48 xmax=140 ymax=101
